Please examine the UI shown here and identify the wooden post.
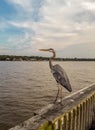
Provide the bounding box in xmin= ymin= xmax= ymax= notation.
xmin=77 ymin=105 xmax=80 ymax=130
xmin=9 ymin=84 xmax=95 ymax=130
xmin=73 ymin=108 xmax=77 ymax=130
xmin=83 ymin=101 xmax=86 ymax=130
xmin=64 ymin=113 xmax=68 ymax=130
xmin=68 ymin=111 xmax=73 ymax=130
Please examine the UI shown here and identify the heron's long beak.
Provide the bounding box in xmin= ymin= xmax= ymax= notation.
xmin=39 ymin=49 xmax=49 ymax=51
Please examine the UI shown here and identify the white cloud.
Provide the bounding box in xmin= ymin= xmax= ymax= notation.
xmin=9 ymin=21 xmax=33 ymax=29
xmin=82 ymin=1 xmax=95 ymax=11
xmin=7 ymin=32 xmax=32 ymax=50
xmin=2 ymin=0 xmax=95 ymax=56
xmin=7 ymin=0 xmax=33 ymax=12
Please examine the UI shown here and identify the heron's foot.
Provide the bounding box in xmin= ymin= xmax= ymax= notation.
xmin=53 ymin=99 xmax=58 ymax=104
xmin=58 ymin=97 xmax=62 ymax=105
xmin=54 ymin=98 xmax=60 ymax=104
xmin=54 ymin=98 xmax=61 ymax=104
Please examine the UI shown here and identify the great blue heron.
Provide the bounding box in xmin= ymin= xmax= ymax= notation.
xmin=39 ymin=48 xmax=72 ymax=103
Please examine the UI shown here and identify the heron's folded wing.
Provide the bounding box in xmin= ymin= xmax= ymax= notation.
xmin=52 ymin=64 xmax=72 ymax=92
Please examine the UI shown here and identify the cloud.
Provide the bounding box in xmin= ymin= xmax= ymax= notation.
xmin=6 ymin=0 xmax=43 ymax=21
xmin=58 ymin=42 xmax=95 ymax=58
xmin=0 ymin=0 xmax=95 ymax=57
xmin=82 ymin=1 xmax=95 ymax=11
xmin=7 ymin=0 xmax=33 ymax=12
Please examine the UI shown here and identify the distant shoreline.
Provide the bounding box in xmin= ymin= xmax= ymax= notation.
xmin=0 ymin=55 xmax=95 ymax=61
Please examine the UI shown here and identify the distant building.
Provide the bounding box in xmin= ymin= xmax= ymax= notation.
xmin=18 ymin=58 xmax=23 ymax=61
xmin=30 ymin=58 xmax=36 ymax=61
xmin=13 ymin=58 xmax=16 ymax=61
xmin=6 ymin=58 xmax=10 ymax=61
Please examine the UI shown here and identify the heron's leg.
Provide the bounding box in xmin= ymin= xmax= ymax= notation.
xmin=60 ymin=86 xmax=62 ymax=103
xmin=54 ymin=83 xmax=60 ymax=103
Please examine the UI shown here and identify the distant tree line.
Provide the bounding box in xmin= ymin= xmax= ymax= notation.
xmin=0 ymin=55 xmax=95 ymax=61
xmin=0 ymin=55 xmax=49 ymax=61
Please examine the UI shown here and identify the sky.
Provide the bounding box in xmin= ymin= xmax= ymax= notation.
xmin=0 ymin=0 xmax=95 ymax=58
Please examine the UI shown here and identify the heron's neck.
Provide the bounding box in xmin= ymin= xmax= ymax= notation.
xmin=49 ymin=51 xmax=56 ymax=69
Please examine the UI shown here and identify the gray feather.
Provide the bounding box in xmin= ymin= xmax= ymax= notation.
xmin=51 ymin=64 xmax=72 ymax=92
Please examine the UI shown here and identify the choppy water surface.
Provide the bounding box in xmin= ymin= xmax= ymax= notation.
xmin=0 ymin=61 xmax=95 ymax=130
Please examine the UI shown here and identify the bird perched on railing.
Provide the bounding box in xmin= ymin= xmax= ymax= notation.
xmin=39 ymin=48 xmax=72 ymax=103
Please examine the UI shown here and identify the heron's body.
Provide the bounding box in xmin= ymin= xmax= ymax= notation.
xmin=52 ymin=64 xmax=72 ymax=92
xmin=39 ymin=48 xmax=72 ymax=103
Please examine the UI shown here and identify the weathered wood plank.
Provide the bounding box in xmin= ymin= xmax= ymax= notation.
xmin=9 ymin=84 xmax=95 ymax=130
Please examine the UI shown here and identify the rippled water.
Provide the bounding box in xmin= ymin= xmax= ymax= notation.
xmin=0 ymin=61 xmax=95 ymax=130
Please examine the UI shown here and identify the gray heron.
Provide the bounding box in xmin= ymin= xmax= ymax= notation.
xmin=39 ymin=48 xmax=72 ymax=103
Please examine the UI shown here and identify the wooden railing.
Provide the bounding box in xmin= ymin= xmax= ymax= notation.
xmin=9 ymin=84 xmax=95 ymax=130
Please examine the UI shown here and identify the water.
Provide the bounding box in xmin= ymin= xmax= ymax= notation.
xmin=0 ymin=61 xmax=95 ymax=130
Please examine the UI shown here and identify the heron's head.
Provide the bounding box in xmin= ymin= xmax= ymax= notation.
xmin=39 ymin=48 xmax=55 ymax=53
